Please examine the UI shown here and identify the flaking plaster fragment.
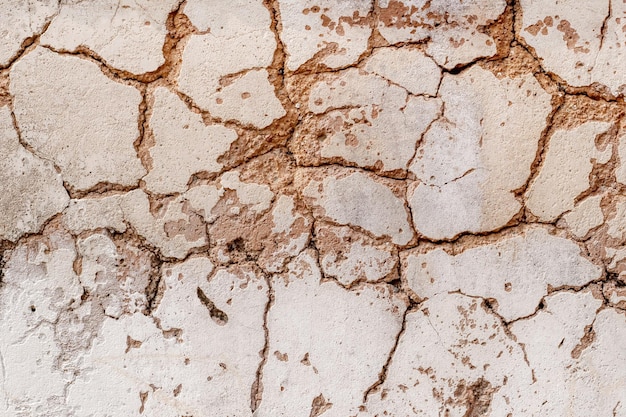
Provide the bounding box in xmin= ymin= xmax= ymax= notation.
xmin=206 ymin=69 xmax=286 ymax=129
xmin=0 ymin=106 xmax=68 ymax=242
xmin=41 ymin=0 xmax=179 ymax=74
xmin=144 ymin=87 xmax=238 ymax=194
xmin=177 ymin=1 xmax=283 ymax=128
xmin=403 ymin=227 xmax=602 ymax=321
xmin=277 ymin=0 xmax=373 ymax=71
xmin=526 ymin=121 xmax=613 ymax=222
xmin=297 ymin=166 xmax=414 ymax=245
xmin=76 ymin=232 xmax=152 ymax=318
xmin=121 ymin=189 xmax=207 ymax=259
xmin=207 ymin=171 xmax=311 ymax=272
xmin=294 ymin=68 xmax=441 ymax=173
xmin=256 ymin=250 xmax=407 ymax=417
xmin=377 ymin=0 xmax=507 ymax=69
xmin=315 ymin=222 xmax=397 ymax=285
xmin=359 ymin=293 xmax=533 ymax=416
xmin=0 ymin=0 xmax=59 ymax=67
xmin=10 ymin=46 xmax=146 ymax=191
xmin=62 ymin=194 xmax=127 ymax=234
xmin=520 ymin=0 xmax=626 ymax=95
xmin=561 ymin=194 xmax=605 ymax=238
xmin=363 ymin=46 xmax=442 ymax=96
xmin=409 ymin=66 xmax=552 ymax=240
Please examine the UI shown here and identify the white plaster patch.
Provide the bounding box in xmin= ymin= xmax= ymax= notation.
xmin=256 ymin=250 xmax=406 ymax=417
xmin=277 ymin=0 xmax=372 ymax=71
xmin=364 ymin=46 xmax=442 ymax=96
xmin=403 ymin=227 xmax=602 ymax=321
xmin=177 ymin=2 xmax=281 ymax=126
xmin=144 ymin=87 xmax=237 ymax=194
xmin=377 ymin=0 xmax=507 ymax=69
xmin=409 ymin=66 xmax=552 ymax=240
xmin=10 ymin=46 xmax=146 ymax=190
xmin=0 ymin=0 xmax=58 ymax=67
xmin=520 ymin=0 xmax=626 ymax=95
xmin=360 ymin=293 xmax=533 ymax=416
xmin=306 ymin=68 xmax=441 ymax=172
xmin=0 ymin=106 xmax=68 ymax=241
xmin=207 ymin=69 xmax=285 ymax=128
xmin=526 ymin=121 xmax=612 ymax=222
xmin=41 ymin=0 xmax=178 ymax=74
xmin=298 ymin=167 xmax=414 ymax=245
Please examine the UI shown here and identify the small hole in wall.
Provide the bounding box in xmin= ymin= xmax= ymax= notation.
xmin=30 ymin=305 xmax=36 ymax=312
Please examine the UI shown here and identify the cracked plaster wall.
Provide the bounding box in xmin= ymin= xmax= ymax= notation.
xmin=0 ymin=0 xmax=626 ymax=416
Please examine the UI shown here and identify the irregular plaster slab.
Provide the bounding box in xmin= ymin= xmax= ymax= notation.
xmin=62 ymin=194 xmax=128 ymax=234
xmin=206 ymin=172 xmax=311 ymax=272
xmin=76 ymin=232 xmax=152 ymax=318
xmin=41 ymin=0 xmax=179 ymax=74
xmin=221 ymin=171 xmax=274 ymax=214
xmin=10 ymin=46 xmax=146 ymax=190
xmin=509 ymin=290 xmax=626 ymax=416
xmin=363 ymin=46 xmax=442 ymax=96
xmin=64 ymin=188 xmax=211 ymax=259
xmin=256 ymin=250 xmax=406 ymax=417
xmin=206 ymin=69 xmax=286 ymax=128
xmin=0 ymin=106 xmax=68 ymax=242
xmin=359 ymin=293 xmax=533 ymax=416
xmin=277 ymin=0 xmax=372 ymax=71
xmin=260 ymin=194 xmax=311 ymax=272
xmin=302 ymin=68 xmax=441 ymax=172
xmin=297 ymin=167 xmax=414 ymax=245
xmin=66 ymin=258 xmax=268 ymax=417
xmin=607 ymin=196 xmax=626 ymax=241
xmin=0 ymin=0 xmax=58 ymax=67
xmin=520 ymin=0 xmax=626 ymax=95
xmin=0 ymin=227 xmax=82 ymax=415
xmin=178 ymin=2 xmax=283 ymax=127
xmin=144 ymin=87 xmax=237 ymax=194
xmin=121 ymin=189 xmax=207 ymax=259
xmin=316 ymin=222 xmax=397 ymax=285
xmin=403 ymin=227 xmax=602 ymax=321
xmin=153 ymin=259 xmax=268 ymax=415
xmin=409 ymin=65 xmax=552 ymax=240
xmin=562 ymin=194 xmax=605 ymax=238
xmin=526 ymin=121 xmax=612 ymax=222
xmin=184 ymin=0 xmax=266 ymax=34
xmin=377 ymin=0 xmax=507 ymax=69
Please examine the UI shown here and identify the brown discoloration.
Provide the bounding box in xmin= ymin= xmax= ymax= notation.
xmin=571 ymin=323 xmax=596 ymax=359
xmin=0 ymin=71 xmax=10 ymax=107
xmin=455 ymin=378 xmax=495 ymax=417
xmin=125 ymin=335 xmax=143 ymax=353
xmin=197 ymin=286 xmax=229 ymax=325
xmin=309 ymin=394 xmax=333 ymax=417
xmin=273 ymin=350 xmax=289 ymax=361
xmin=556 ymin=19 xmax=590 ymax=53
xmin=139 ymin=391 xmax=148 ymax=414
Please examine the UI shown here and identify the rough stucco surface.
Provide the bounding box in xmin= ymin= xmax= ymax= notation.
xmin=1 ymin=1 xmax=626 ymax=416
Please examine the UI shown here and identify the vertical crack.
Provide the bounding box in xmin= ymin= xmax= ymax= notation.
xmin=250 ymin=273 xmax=274 ymax=412
xmin=361 ymin=306 xmax=409 ymax=404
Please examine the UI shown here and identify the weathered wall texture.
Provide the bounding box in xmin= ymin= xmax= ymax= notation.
xmin=1 ymin=0 xmax=625 ymax=416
